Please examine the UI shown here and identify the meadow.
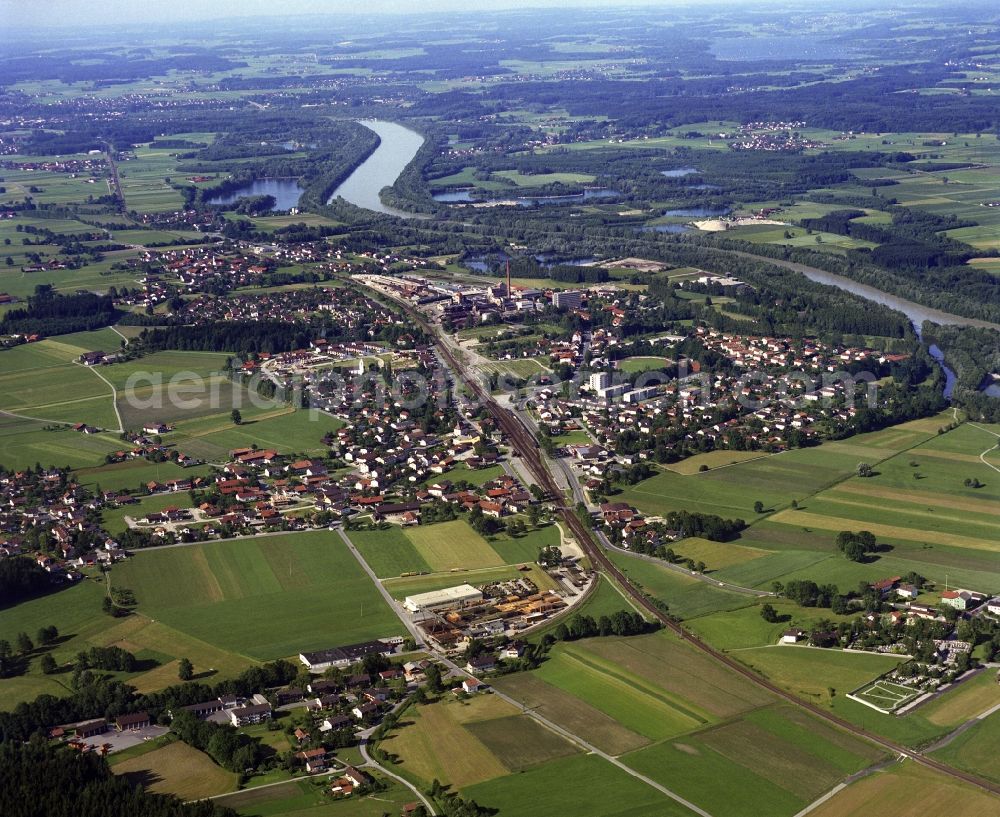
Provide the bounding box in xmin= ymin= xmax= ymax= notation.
xmin=380 ymin=693 xmax=576 ymax=789
xmin=808 ymin=760 xmax=1000 ymax=817
xmin=216 ymin=776 xmax=417 ymax=817
xmin=621 ymin=704 xmax=887 ymax=817
xmin=112 ymin=531 xmax=404 ymax=660
xmin=0 ymin=575 xmax=257 ymax=708
xmin=462 ymin=753 xmax=694 ymax=817
xmin=113 ymin=740 xmax=237 ymax=800
xmin=348 ymin=520 xmax=560 ymax=579
xmin=931 ymin=709 xmax=1000 ymax=784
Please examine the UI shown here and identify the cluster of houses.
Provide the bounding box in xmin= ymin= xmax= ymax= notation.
xmin=0 ymin=467 xmax=125 ymax=577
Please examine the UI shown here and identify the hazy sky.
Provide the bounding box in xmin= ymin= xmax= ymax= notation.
xmin=4 ymin=0 xmax=706 ymax=29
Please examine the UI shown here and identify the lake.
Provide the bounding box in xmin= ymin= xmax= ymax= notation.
xmin=206 ymin=178 xmax=303 ymax=211
xmin=328 ymin=119 xmax=425 ymax=217
xmin=661 ymin=167 xmax=699 ymax=178
xmin=436 ymin=188 xmax=618 ymax=206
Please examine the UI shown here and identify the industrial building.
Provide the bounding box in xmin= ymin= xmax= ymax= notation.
xmin=404 ymin=583 xmax=484 ymax=613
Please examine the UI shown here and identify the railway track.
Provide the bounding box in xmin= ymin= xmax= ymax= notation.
xmin=381 ymin=283 xmax=1000 ymax=798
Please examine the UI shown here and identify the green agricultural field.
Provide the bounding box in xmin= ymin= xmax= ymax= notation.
xmin=169 ymin=406 xmax=336 ymax=462
xmin=620 ymin=704 xmax=886 ymax=817
xmin=347 ymin=526 xmax=433 ymax=578
xmin=487 ymin=523 xmax=560 ymax=565
xmin=0 ymin=415 xmax=122 ymax=470
xmin=607 ymin=550 xmax=755 ymax=620
xmin=685 ymin=599 xmax=855 ymax=651
xmin=736 ymin=645 xmax=905 ymax=705
xmin=0 ymin=576 xmax=257 ymax=708
xmin=0 ymin=335 xmax=119 ymax=428
xmin=618 ymin=418 xmax=941 ymax=519
xmin=931 ymin=710 xmax=1000 ymax=784
xmin=809 ymin=759 xmax=1000 ymax=817
xmin=111 ymin=531 xmax=404 ymax=659
xmin=379 ymin=695 xmax=516 ymax=789
xmin=74 ymin=459 xmax=216 ymax=493
xmin=216 ymin=776 xmax=416 ymax=817
xmin=403 ymin=519 xmax=506 ymax=572
xmin=529 ymin=642 xmax=709 ymax=741
xmin=462 ymin=753 xmax=694 ymax=817
xmin=663 ymin=449 xmax=767 ymax=474
xmin=113 ymin=740 xmax=237 ymax=800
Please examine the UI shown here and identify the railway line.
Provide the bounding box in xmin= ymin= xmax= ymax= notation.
xmin=374 ymin=281 xmax=1000 ymax=799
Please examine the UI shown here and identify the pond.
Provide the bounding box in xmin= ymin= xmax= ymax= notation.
xmin=661 ymin=167 xmax=699 ymax=178
xmin=206 ymin=178 xmax=303 ymax=211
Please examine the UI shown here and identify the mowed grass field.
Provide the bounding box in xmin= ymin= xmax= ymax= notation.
xmin=0 ymin=575 xmax=258 ymax=707
xmin=380 ymin=694 xmax=577 ymax=789
xmin=349 ymin=520 xmax=558 ymax=579
xmin=217 ymin=776 xmax=416 ymax=817
xmin=0 ymin=331 xmax=122 ymax=429
xmin=617 ymin=418 xmax=940 ymax=519
xmin=461 ymin=753 xmax=695 ymax=817
xmin=621 ymin=704 xmax=887 ymax=817
xmin=808 ymin=760 xmax=1000 ymax=817
xmin=111 ymin=531 xmax=403 ymax=660
xmin=931 ymin=709 xmax=1000 ymax=784
xmin=113 ymin=740 xmax=237 ymax=800
xmin=489 ymin=634 xmax=887 ymax=817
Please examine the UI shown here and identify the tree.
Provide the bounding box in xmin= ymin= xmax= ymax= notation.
xmin=760 ymin=603 xmax=779 ymax=623
xmin=16 ymin=632 xmax=33 ymax=655
xmin=40 ymin=653 xmax=57 ymax=674
xmin=178 ymin=657 xmax=194 ymax=681
xmin=36 ymin=625 xmax=58 ymax=646
xmin=231 ymin=409 xmax=243 ymax=425
xmin=856 ymin=462 xmax=874 ymax=478
xmin=753 ymin=500 xmax=765 ymax=514
xmin=101 ymin=596 xmax=115 ymax=616
xmin=425 ymin=662 xmax=443 ymax=693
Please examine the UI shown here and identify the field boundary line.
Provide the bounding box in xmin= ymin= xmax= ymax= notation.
xmin=74 ymin=360 xmax=123 ymax=432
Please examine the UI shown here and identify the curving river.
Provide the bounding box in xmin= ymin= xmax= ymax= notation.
xmin=328 ymin=119 xmax=424 ymax=217
xmin=729 ymin=252 xmax=1000 ymax=399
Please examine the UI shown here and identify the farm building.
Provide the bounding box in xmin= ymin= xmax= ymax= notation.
xmin=404 ymin=583 xmax=484 ymax=612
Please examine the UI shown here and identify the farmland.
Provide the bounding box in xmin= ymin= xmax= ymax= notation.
xmin=216 ymin=776 xmax=417 ymax=817
xmin=111 ymin=531 xmax=404 ymax=660
xmin=113 ymin=739 xmax=237 ymax=800
xmin=931 ymin=709 xmax=1000 ymax=784
xmin=0 ymin=573 xmax=258 ymax=707
xmin=808 ymin=760 xmax=1000 ymax=817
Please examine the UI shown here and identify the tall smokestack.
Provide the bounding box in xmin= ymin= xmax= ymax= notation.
xmin=506 ymin=259 xmax=511 ymax=297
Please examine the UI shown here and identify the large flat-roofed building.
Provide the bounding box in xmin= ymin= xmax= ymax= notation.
xmin=552 ymin=290 xmax=582 ymax=311
xmin=299 ymin=638 xmax=399 ymax=672
xmin=404 ymin=583 xmax=484 ymax=613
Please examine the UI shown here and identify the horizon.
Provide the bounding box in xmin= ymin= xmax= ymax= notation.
xmin=0 ymin=0 xmax=965 ymax=31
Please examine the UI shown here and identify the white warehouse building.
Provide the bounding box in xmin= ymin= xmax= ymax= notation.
xmin=404 ymin=583 xmax=484 ymax=613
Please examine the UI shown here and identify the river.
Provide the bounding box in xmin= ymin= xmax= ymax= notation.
xmin=731 ymin=252 xmax=1000 ymax=399
xmin=328 ymin=119 xmax=425 ymax=217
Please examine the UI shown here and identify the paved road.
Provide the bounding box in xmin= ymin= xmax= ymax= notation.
xmin=337 ymin=528 xmax=426 ymax=648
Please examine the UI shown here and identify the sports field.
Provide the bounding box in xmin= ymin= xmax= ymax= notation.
xmin=113 ymin=740 xmax=237 ymax=800
xmin=111 ymin=531 xmax=404 ymax=659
